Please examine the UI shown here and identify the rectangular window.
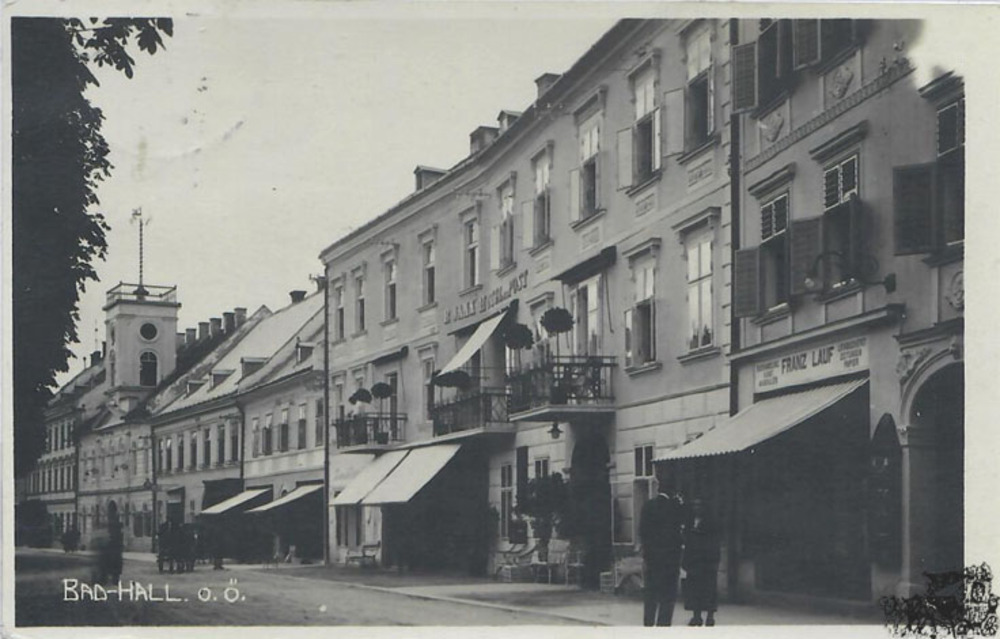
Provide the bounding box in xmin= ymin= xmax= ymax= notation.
xmin=626 ymin=258 xmax=656 ymax=366
xmin=334 ymin=383 xmax=345 ymax=423
xmin=422 ymin=241 xmax=436 ymax=305
xmin=756 ymin=20 xmax=794 ymax=109
xmin=534 ymin=458 xmax=550 ymax=479
xmin=189 ymin=433 xmax=197 ymax=469
xmin=532 ymin=150 xmax=551 ymax=246
xmin=166 ymin=439 xmax=173 ymax=471
xmin=333 ymin=285 xmax=345 ymax=341
xmin=631 ymin=66 xmax=661 ymax=185
xmin=252 ymin=418 xmax=260 ymax=457
xmin=761 ymin=193 xmax=790 ymax=309
xmin=465 ymin=219 xmax=480 ymax=288
xmin=177 ymin=436 xmax=185 ymax=471
xmin=263 ymin=414 xmax=273 ymax=456
xmin=230 ymin=425 xmax=238 ymax=463
xmin=685 ymin=28 xmax=714 ymax=149
xmin=384 ymin=259 xmax=397 ymax=321
xmin=279 ymin=408 xmax=290 ymax=452
xmin=500 ymin=463 xmax=513 ymax=539
xmin=422 ymin=358 xmax=435 ymax=419
xmin=686 ymin=234 xmax=714 ymax=350
xmin=577 ymin=114 xmax=601 ymax=220
xmin=938 ymin=98 xmax=965 ymax=245
xmin=203 ymin=427 xmax=211 ymax=467
xmin=216 ymin=425 xmax=224 ymax=465
xmin=354 ymin=275 xmax=366 ymax=333
xmin=793 ymin=19 xmax=856 ymax=69
xmin=497 ymin=183 xmax=515 ymax=269
xmin=822 ymin=155 xmax=862 ymax=286
xmin=297 ymin=404 xmax=307 ymax=450
xmin=634 ymin=445 xmax=655 ymax=478
xmin=315 ymin=398 xmax=325 ymax=447
xmin=572 ymin=275 xmax=603 ymax=355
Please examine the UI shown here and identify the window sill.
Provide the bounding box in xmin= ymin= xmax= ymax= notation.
xmin=677 ymin=134 xmax=720 ymax=166
xmin=815 ymin=279 xmax=863 ymax=303
xmin=922 ymin=242 xmax=964 ymax=267
xmin=625 ymin=360 xmax=662 ymax=377
xmin=331 ymin=337 xmax=347 ymax=347
xmin=751 ymin=88 xmax=793 ymax=121
xmin=496 ymin=262 xmax=517 ymax=278
xmin=351 ymin=330 xmax=368 ymax=339
xmin=625 ymin=171 xmax=662 ymax=198
xmin=528 ymin=238 xmax=554 ymax=257
xmin=459 ymin=284 xmax=482 ymax=298
xmin=570 ymin=209 xmax=606 ymax=232
xmin=677 ymin=345 xmax=721 ymax=365
xmin=813 ymin=44 xmax=860 ymax=77
xmin=417 ymin=301 xmax=438 ymax=313
xmin=751 ymin=302 xmax=792 ymax=326
xmin=380 ymin=317 xmax=399 ymax=327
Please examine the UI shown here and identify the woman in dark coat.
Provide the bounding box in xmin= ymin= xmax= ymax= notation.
xmin=682 ymin=499 xmax=721 ymax=626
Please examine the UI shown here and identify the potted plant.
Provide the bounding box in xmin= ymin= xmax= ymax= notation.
xmin=370 ymin=381 xmax=394 ymax=441
xmin=348 ymin=388 xmax=372 ymax=405
xmin=432 ymin=369 xmax=472 ymax=390
xmin=501 ymin=322 xmax=535 ymax=372
xmin=515 ymin=472 xmax=569 ymax=562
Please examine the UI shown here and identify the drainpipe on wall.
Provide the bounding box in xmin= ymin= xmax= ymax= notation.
xmin=314 ymin=273 xmax=331 ymax=566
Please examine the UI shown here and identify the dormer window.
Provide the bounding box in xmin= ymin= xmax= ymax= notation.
xmin=296 ymin=342 xmax=315 ymax=364
xmin=211 ymin=369 xmax=234 ymax=388
xmin=186 ymin=378 xmax=207 ymax=395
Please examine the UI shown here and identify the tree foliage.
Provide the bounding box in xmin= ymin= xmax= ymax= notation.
xmin=515 ymin=472 xmax=569 ymax=548
xmin=12 ymin=17 xmax=172 ymax=477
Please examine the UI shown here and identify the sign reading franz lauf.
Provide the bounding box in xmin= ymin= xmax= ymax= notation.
xmin=754 ymin=336 xmax=868 ymax=393
xmin=444 ymin=269 xmax=529 ymax=325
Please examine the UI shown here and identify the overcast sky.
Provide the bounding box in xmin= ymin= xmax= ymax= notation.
xmin=58 ymin=11 xmax=617 ymax=383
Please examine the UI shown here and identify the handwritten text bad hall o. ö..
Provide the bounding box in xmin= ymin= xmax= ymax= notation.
xmin=62 ymin=578 xmax=246 ymax=603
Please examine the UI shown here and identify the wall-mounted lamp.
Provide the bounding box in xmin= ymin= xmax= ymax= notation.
xmin=548 ymin=422 xmax=562 ymax=440
xmin=803 ymin=251 xmax=896 ymax=294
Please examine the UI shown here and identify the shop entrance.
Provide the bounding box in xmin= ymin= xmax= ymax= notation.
xmin=569 ymin=431 xmax=612 ymax=589
xmin=910 ymin=363 xmax=964 ymax=574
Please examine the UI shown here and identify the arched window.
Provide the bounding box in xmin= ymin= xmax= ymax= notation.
xmin=139 ymin=352 xmax=158 ymax=387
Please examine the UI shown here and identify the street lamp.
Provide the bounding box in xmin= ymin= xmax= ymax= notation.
xmin=803 ymin=251 xmax=896 ymax=294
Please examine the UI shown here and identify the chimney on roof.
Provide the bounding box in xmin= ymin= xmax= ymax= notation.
xmin=91 ymin=350 xmax=103 ymax=367
xmin=290 ymin=290 xmax=307 ymax=304
xmin=210 ymin=317 xmax=222 ymax=337
xmin=223 ymin=312 xmax=235 ymax=333
xmin=198 ymin=322 xmax=210 ymax=341
xmin=535 ymin=72 xmax=561 ymax=100
xmin=414 ymin=166 xmax=446 ymax=191
xmin=176 ymin=332 xmax=185 ymax=350
xmin=470 ymin=125 xmax=500 ymax=155
xmin=186 ymin=328 xmax=197 ymax=345
xmin=234 ymin=307 xmax=248 ymax=327
xmin=498 ymin=110 xmax=521 ymax=134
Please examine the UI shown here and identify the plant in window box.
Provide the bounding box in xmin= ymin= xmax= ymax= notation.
xmin=432 ymin=370 xmax=472 ymax=390
xmin=348 ymin=388 xmax=372 ymax=405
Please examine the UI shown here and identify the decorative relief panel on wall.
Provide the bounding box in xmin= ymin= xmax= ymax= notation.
xmin=687 ymin=154 xmax=715 ymax=190
xmin=581 ymin=223 xmax=602 ymax=252
xmin=945 ymin=270 xmax=964 ymax=311
xmin=896 ymin=347 xmax=932 ymax=386
xmin=635 ymin=191 xmax=656 ymax=218
xmin=823 ymin=53 xmax=861 ymax=109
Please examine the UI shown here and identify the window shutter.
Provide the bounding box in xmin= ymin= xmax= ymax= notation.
xmin=847 ymin=194 xmax=865 ymax=276
xmin=733 ymin=248 xmax=761 ymax=318
xmin=490 ymin=223 xmax=501 ymax=271
xmin=706 ymin=65 xmax=715 ymax=134
xmin=651 ymin=107 xmax=662 ymax=171
xmin=731 ymin=43 xmax=758 ymax=113
xmin=522 ymin=200 xmax=534 ymax=251
xmin=624 ymin=308 xmax=633 ymax=368
xmin=789 ymin=217 xmax=823 ymax=296
xmin=617 ymin=127 xmax=633 ymax=190
xmin=594 ymin=151 xmax=602 ymax=211
xmin=893 ymin=163 xmax=937 ymax=255
xmin=824 ymin=166 xmax=841 ymax=209
xmin=663 ymin=88 xmax=685 ymax=156
xmin=792 ymin=19 xmax=821 ymax=69
xmin=569 ymin=168 xmax=581 ymax=223
xmin=649 ymin=298 xmax=656 ymax=361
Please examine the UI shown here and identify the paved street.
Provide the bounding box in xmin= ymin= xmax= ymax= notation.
xmin=14 ymin=548 xmax=884 ymax=627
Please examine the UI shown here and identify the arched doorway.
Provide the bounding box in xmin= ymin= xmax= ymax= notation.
xmin=107 ymin=500 xmax=119 ymax=530
xmin=909 ymin=363 xmax=964 ymax=574
xmin=569 ymin=431 xmax=612 ymax=589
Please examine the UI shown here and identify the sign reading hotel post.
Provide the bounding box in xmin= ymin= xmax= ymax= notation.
xmin=754 ymin=336 xmax=869 ymax=393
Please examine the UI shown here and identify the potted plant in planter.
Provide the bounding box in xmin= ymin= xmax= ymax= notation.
xmin=432 ymin=369 xmax=472 ymax=390
xmin=515 ymin=472 xmax=568 ymax=562
xmin=540 ymin=308 xmax=574 ymax=403
xmin=501 ymin=322 xmax=535 ymax=373
xmin=370 ymin=382 xmax=394 ymax=443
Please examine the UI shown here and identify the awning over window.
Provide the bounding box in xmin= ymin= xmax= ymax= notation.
xmin=330 ymin=450 xmax=408 ymax=506
xmin=439 ymin=311 xmax=508 ymax=374
xmin=246 ymin=484 xmax=323 ymax=513
xmin=655 ymin=379 xmax=868 ymax=461
xmin=362 ymin=444 xmax=462 ymax=505
xmin=200 ymin=488 xmax=270 ymax=515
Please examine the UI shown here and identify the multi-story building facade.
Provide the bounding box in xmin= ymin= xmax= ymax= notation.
xmin=324 ymin=18 xmax=735 ymax=585
xmin=658 ymin=19 xmax=964 ymax=604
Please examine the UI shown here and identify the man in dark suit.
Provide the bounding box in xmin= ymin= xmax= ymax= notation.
xmin=639 ymin=468 xmax=686 ymax=626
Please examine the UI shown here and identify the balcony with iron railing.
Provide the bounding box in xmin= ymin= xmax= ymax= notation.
xmin=334 ymin=413 xmax=407 ymax=453
xmin=507 ymin=354 xmax=616 ymax=422
xmin=105 ymin=282 xmax=179 ymax=307
xmin=430 ymin=387 xmax=515 ymax=439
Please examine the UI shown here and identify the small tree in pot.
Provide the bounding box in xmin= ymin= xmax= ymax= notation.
xmin=370 ymin=382 xmax=394 ymax=443
xmin=501 ymin=322 xmax=535 ymax=373
xmin=515 ymin=472 xmax=569 ymax=562
xmin=540 ymin=308 xmax=574 ymax=403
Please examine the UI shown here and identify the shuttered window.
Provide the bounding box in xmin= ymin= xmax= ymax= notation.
xmin=792 ymin=19 xmax=820 ymax=69
xmin=761 ymin=193 xmax=788 ymax=240
xmin=790 ymin=217 xmax=823 ymax=296
xmin=732 ymin=42 xmax=758 ymax=113
xmin=823 ymin=155 xmax=859 ymax=211
xmin=733 ymin=247 xmax=761 ymax=318
xmin=893 ymin=163 xmax=936 ymax=255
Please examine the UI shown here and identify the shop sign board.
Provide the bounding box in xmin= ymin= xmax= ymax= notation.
xmin=754 ymin=336 xmax=868 ymax=392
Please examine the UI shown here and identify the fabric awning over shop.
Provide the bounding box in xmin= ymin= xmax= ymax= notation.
xmin=362 ymin=444 xmax=462 ymax=505
xmin=330 ymin=449 xmax=408 ymax=506
xmin=439 ymin=311 xmax=507 ymax=374
xmin=246 ymin=484 xmax=323 ymax=513
xmin=200 ymin=488 xmax=269 ymax=515
xmin=655 ymin=379 xmax=868 ymax=461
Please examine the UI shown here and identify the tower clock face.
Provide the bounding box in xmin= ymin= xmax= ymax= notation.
xmin=140 ymin=323 xmax=159 ymax=340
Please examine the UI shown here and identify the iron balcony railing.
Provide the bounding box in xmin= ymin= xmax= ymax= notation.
xmin=334 ymin=413 xmax=407 ymax=448
xmin=431 ymin=387 xmax=510 ymax=437
xmin=105 ymin=282 xmax=178 ymax=306
xmin=508 ymin=354 xmax=616 ymax=414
